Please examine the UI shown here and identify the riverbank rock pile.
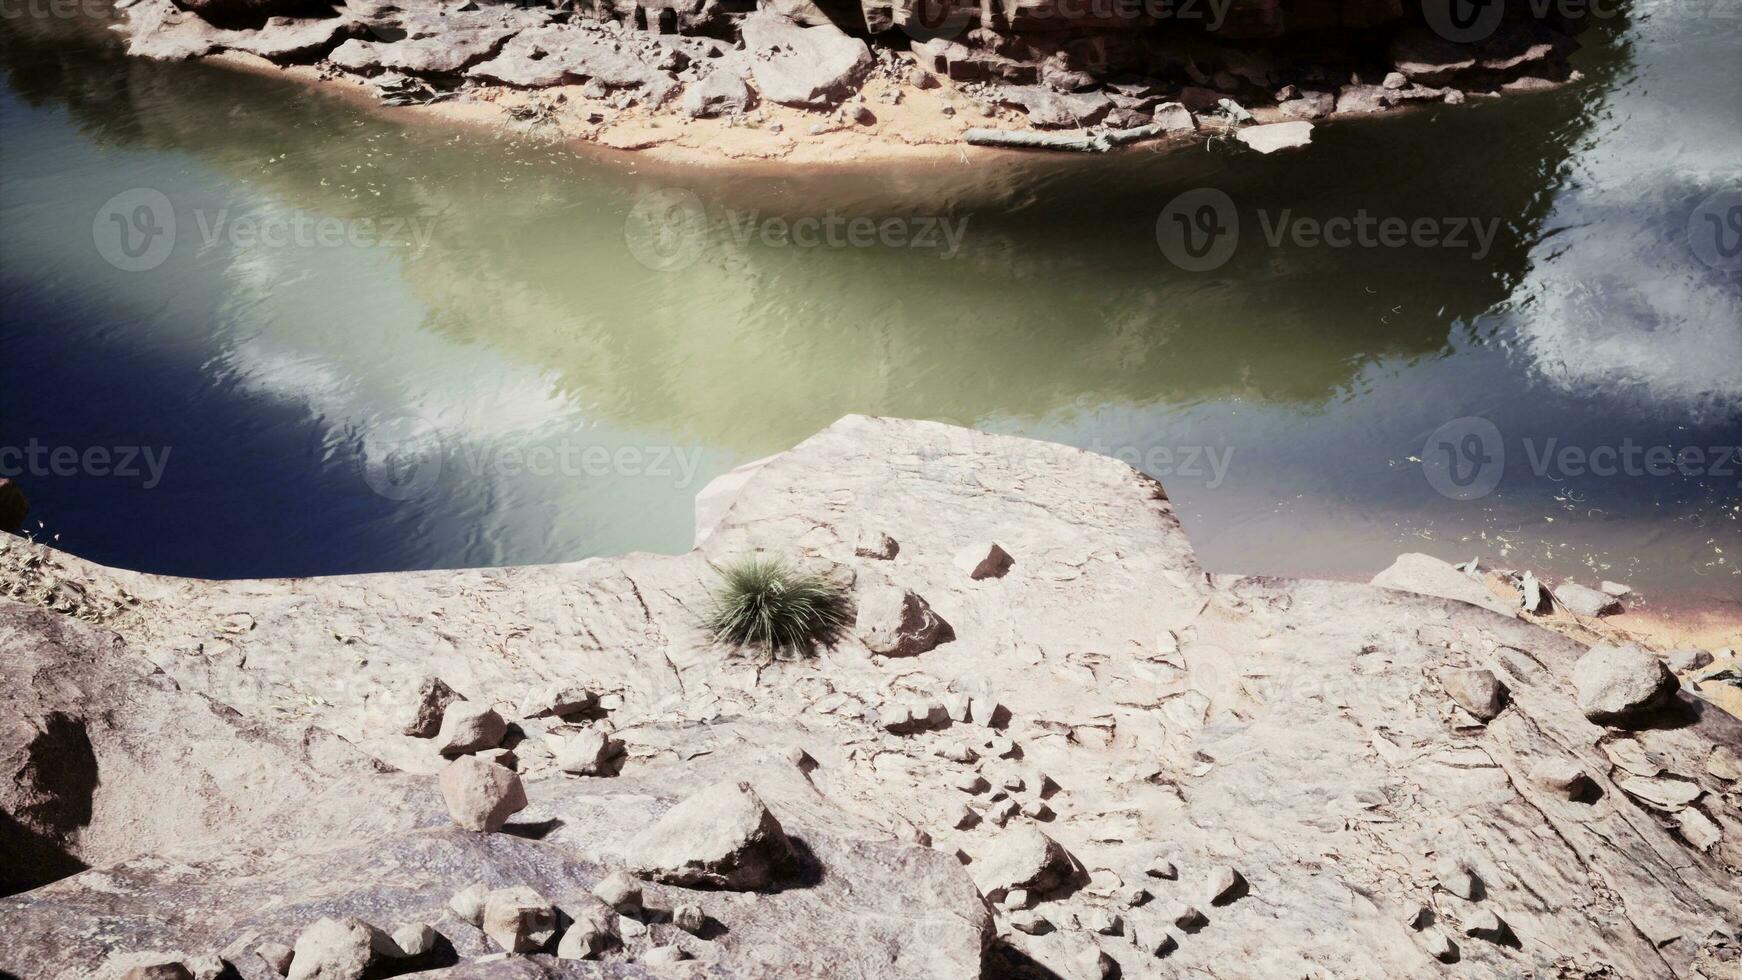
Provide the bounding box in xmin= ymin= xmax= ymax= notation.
xmin=111 ymin=0 xmax=1588 ymax=143
xmin=4 ymin=416 xmax=1740 ymax=978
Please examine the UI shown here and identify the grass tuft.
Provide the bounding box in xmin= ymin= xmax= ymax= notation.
xmin=704 ymin=556 xmax=849 ymax=655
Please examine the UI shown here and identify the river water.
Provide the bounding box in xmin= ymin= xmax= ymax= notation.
xmin=1 ymin=4 xmax=1737 ymax=616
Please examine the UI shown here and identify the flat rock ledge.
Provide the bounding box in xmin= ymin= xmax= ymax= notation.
xmin=2 ymin=415 xmax=1740 ymax=980
xmin=108 ymin=0 xmax=1588 ymax=154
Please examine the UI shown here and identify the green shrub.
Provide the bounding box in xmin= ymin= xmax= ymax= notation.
xmin=705 ymin=556 xmax=849 ymax=655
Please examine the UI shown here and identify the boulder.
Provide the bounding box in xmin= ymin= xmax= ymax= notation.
xmin=172 ymin=0 xmax=327 ymax=28
xmin=388 ymin=922 xmax=436 ymax=958
xmin=556 ymin=728 xmax=621 ymax=776
xmin=404 ymin=675 xmax=465 ymax=738
xmin=683 ymin=70 xmax=754 ymax=118
xmin=1573 ymin=644 xmax=1679 ymax=726
xmin=624 ymin=780 xmax=796 ymax=890
xmin=554 ymin=899 xmax=617 ymax=960
xmin=519 ymin=683 xmax=597 ymax=719
xmin=481 ymin=886 xmax=557 ymax=953
xmin=1556 ymin=582 xmax=1623 ymax=618
xmin=1278 ymin=92 xmax=1335 ymax=119
xmin=221 ymin=15 xmax=358 ymax=62
xmin=973 ymin=827 xmax=1077 ymax=899
xmin=1235 ymin=121 xmax=1313 ymax=154
xmin=435 ymin=701 xmax=507 ymax=756
xmin=438 ymin=756 xmax=528 ymax=832
xmin=286 ymin=917 xmax=393 ymax=980
xmin=854 ymin=531 xmax=899 ymax=560
xmin=1335 ymin=84 xmax=1395 ymax=114
xmin=854 ymin=585 xmax=953 ymax=656
xmin=0 ymin=477 xmax=30 ymax=534
xmin=739 ymin=12 xmax=872 ymax=109
xmin=1152 ymin=102 xmax=1196 ymax=133
xmin=592 ymin=870 xmax=643 ymax=914
xmin=467 ymin=25 xmax=678 ymax=105
xmin=1439 ymin=668 xmax=1507 ymax=721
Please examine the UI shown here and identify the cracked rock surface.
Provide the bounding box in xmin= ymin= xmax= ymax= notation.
xmin=1 ymin=415 xmax=1739 ymax=979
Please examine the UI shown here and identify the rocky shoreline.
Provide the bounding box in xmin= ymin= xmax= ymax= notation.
xmin=2 ymin=416 xmax=1739 ymax=979
xmin=107 ymin=0 xmax=1591 ymax=162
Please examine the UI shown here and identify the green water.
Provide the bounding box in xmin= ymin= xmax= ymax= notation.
xmin=1 ymin=4 xmax=1737 ymax=616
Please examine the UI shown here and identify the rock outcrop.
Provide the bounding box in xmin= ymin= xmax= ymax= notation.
xmin=2 ymin=416 xmax=1738 ymax=980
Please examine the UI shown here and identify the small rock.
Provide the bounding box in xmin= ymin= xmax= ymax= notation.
xmin=1020 ymin=800 xmax=1052 ymax=821
xmin=1076 ymin=946 xmax=1117 ymax=979
xmin=1423 ymin=931 xmax=1458 ymax=962
xmin=1278 ymin=91 xmax=1335 ymax=119
xmin=475 ymin=747 xmax=517 ymax=770
xmin=625 ymin=780 xmax=796 ymax=890
xmin=1558 ymin=582 xmax=1623 ymax=617
xmin=1000 ymin=888 xmax=1029 ymax=910
xmin=940 ymin=104 xmax=955 ymax=116
xmin=1573 ymin=644 xmax=1679 ymax=726
xmin=1153 ymin=102 xmax=1196 ymax=132
xmin=121 ymin=959 xmax=194 ymax=980
xmin=287 ymin=917 xmax=393 ymax=980
xmin=846 ymin=103 xmax=873 ymax=125
xmin=1382 ymin=71 xmax=1408 ymax=89
xmin=987 ymin=798 xmax=1020 ymax=826
xmin=1529 ymin=759 xmax=1591 ymax=799
xmin=1440 ymin=668 xmax=1507 ymax=721
xmin=1084 ymin=908 xmax=1122 ymax=935
xmin=1461 ymin=909 xmax=1509 ymax=942
xmin=557 ymin=728 xmax=621 ymax=776
xmin=936 ymin=741 xmax=978 ymax=764
xmin=593 ymin=870 xmax=643 ymax=915
xmin=883 ymin=698 xmax=949 ymax=734
xmin=953 ymin=542 xmax=1014 ymax=580
xmin=970 ymin=697 xmax=1005 ymax=728
xmin=941 ymin=692 xmax=972 ymax=722
xmin=439 ymin=756 xmax=528 ymax=832
xmin=1600 ymin=580 xmax=1632 ymax=597
xmin=951 ymin=803 xmax=981 ymax=829
xmin=1008 ymin=910 xmax=1051 ymax=935
xmin=973 ymin=827 xmax=1077 ymax=898
xmin=388 ymin=923 xmax=436 ymax=958
xmin=1148 ymin=930 xmax=1178 ymax=957
xmin=855 ymin=531 xmax=899 ymax=560
xmin=682 ymin=70 xmax=752 ymax=119
xmin=956 ymin=773 xmax=992 ymax=794
xmin=643 ymin=946 xmax=693 ymax=968
xmin=1436 ymin=860 xmax=1480 ymax=900
xmin=618 ymin=915 xmax=648 ymax=940
xmin=1145 ymin=856 xmax=1178 ymax=880
xmin=1707 ymin=745 xmax=1742 ymax=781
xmin=1235 ymin=121 xmax=1313 ymax=154
xmin=1443 ymin=89 xmax=1466 ymax=105
xmin=449 ymin=883 xmax=488 ymax=924
xmin=909 ymin=68 xmax=938 ymax=88
xmin=554 ymin=899 xmax=616 ymax=960
xmin=988 ymin=735 xmax=1019 ymax=757
xmin=1676 ymin=808 xmax=1722 ymax=851
xmin=808 ymin=122 xmax=827 ymax=136
xmin=404 ymin=676 xmax=465 ymax=738
xmin=1166 ymin=903 xmax=1207 ymax=929
xmin=672 ymin=904 xmax=705 ymax=934
xmin=255 ymin=943 xmax=294 ymax=976
xmin=1666 ymin=649 xmax=1714 ymax=673
xmin=481 ymin=886 xmax=557 ymax=953
xmin=855 ymin=585 xmax=954 ymax=657
xmin=1518 ymin=571 xmax=1552 ymax=614
xmin=1405 ymin=905 xmax=1433 ymax=930
xmin=519 ymin=683 xmax=597 ymax=719
xmin=787 ymin=745 xmax=817 ymax=771
xmin=1203 ymin=865 xmax=1244 ymax=905
xmin=435 ymin=701 xmax=508 ymax=756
